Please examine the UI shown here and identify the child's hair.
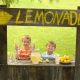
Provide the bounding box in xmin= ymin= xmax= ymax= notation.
xmin=22 ymin=35 xmax=31 ymax=43
xmin=46 ymin=41 xmax=56 ymax=48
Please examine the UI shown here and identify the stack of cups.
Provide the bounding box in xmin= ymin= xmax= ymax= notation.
xmin=55 ymin=54 xmax=60 ymax=64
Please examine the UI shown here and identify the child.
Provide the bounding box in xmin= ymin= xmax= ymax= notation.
xmin=15 ymin=35 xmax=33 ymax=60
xmin=42 ymin=41 xmax=56 ymax=60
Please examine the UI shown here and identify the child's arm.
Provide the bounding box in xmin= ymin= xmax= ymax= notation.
xmin=15 ymin=44 xmax=19 ymax=53
xmin=31 ymin=43 xmax=35 ymax=52
xmin=16 ymin=49 xmax=31 ymax=59
xmin=15 ymin=44 xmax=20 ymax=59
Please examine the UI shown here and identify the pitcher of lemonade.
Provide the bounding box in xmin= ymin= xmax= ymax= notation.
xmin=30 ymin=49 xmax=41 ymax=64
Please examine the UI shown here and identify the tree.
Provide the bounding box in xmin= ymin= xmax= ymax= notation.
xmin=1 ymin=0 xmax=19 ymax=7
xmin=1 ymin=0 xmax=59 ymax=7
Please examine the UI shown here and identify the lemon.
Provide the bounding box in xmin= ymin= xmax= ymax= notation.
xmin=60 ymin=58 xmax=63 ymax=62
xmin=66 ymin=59 xmax=70 ymax=63
xmin=46 ymin=59 xmax=49 ymax=63
xmin=39 ymin=59 xmax=43 ymax=63
xmin=60 ymin=55 xmax=71 ymax=63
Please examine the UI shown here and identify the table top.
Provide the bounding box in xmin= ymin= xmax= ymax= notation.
xmin=7 ymin=59 xmax=75 ymax=67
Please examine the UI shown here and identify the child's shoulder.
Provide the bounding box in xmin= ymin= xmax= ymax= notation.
xmin=54 ymin=53 xmax=60 ymax=58
xmin=54 ymin=53 xmax=60 ymax=56
xmin=42 ymin=52 xmax=47 ymax=55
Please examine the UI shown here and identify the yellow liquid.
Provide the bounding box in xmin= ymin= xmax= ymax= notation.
xmin=31 ymin=52 xmax=41 ymax=64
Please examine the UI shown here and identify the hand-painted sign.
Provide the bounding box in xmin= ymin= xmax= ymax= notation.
xmin=0 ymin=8 xmax=80 ymax=27
xmin=0 ymin=10 xmax=12 ymax=25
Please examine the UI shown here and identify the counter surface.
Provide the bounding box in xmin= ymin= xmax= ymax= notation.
xmin=7 ymin=59 xmax=75 ymax=67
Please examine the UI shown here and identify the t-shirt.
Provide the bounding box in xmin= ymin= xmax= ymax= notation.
xmin=41 ymin=52 xmax=56 ymax=60
xmin=17 ymin=47 xmax=32 ymax=59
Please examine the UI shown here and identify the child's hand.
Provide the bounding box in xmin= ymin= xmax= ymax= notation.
xmin=31 ymin=43 xmax=35 ymax=51
xmin=15 ymin=44 xmax=19 ymax=50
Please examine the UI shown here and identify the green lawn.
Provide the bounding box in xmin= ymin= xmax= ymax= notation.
xmin=7 ymin=26 xmax=76 ymax=59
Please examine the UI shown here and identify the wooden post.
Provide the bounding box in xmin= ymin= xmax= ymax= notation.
xmin=74 ymin=7 xmax=80 ymax=80
xmin=0 ymin=5 xmax=7 ymax=64
xmin=0 ymin=5 xmax=8 ymax=80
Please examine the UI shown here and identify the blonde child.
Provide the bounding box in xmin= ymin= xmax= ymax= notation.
xmin=42 ymin=41 xmax=56 ymax=60
xmin=15 ymin=35 xmax=34 ymax=60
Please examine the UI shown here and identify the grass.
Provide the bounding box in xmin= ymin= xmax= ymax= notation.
xmin=7 ymin=26 xmax=76 ymax=59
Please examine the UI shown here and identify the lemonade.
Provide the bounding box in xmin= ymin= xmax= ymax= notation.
xmin=30 ymin=52 xmax=41 ymax=64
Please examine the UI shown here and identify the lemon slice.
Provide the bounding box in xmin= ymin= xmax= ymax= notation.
xmin=0 ymin=10 xmax=13 ymax=25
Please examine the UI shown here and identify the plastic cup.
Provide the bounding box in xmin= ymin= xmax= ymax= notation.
xmin=55 ymin=54 xmax=60 ymax=64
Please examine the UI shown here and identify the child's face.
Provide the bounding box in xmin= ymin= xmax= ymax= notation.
xmin=46 ymin=43 xmax=55 ymax=53
xmin=22 ymin=38 xmax=30 ymax=47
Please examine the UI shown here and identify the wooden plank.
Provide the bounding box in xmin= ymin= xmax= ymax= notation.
xmin=0 ymin=65 xmax=8 ymax=80
xmin=74 ymin=26 xmax=80 ymax=80
xmin=0 ymin=8 xmax=79 ymax=27
xmin=7 ymin=66 xmax=75 ymax=80
xmin=74 ymin=6 xmax=80 ymax=80
xmin=75 ymin=26 xmax=80 ymax=65
xmin=0 ymin=6 xmax=7 ymax=64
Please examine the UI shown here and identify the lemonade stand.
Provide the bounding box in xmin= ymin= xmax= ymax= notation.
xmin=0 ymin=5 xmax=80 ymax=80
